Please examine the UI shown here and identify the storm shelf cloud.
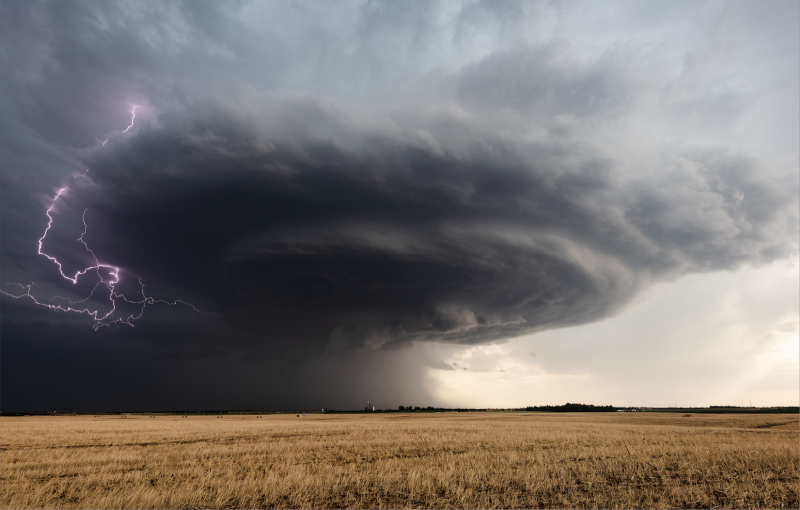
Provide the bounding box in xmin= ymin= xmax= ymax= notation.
xmin=74 ymin=94 xmax=796 ymax=353
xmin=1 ymin=0 xmax=797 ymax=411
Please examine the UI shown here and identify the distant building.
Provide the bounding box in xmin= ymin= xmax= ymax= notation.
xmin=365 ymin=401 xmax=375 ymax=411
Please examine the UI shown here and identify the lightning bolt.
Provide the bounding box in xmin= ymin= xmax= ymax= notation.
xmin=2 ymin=189 xmax=200 ymax=329
xmin=2 ymin=109 xmax=201 ymax=330
xmin=102 ymin=106 xmax=137 ymax=146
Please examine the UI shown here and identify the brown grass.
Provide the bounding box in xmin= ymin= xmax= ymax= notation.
xmin=1 ymin=412 xmax=797 ymax=509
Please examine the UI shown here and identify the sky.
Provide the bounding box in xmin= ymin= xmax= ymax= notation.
xmin=1 ymin=0 xmax=797 ymax=412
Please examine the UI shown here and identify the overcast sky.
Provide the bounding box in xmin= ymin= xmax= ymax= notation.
xmin=1 ymin=0 xmax=797 ymax=412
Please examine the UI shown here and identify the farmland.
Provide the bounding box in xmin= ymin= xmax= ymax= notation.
xmin=1 ymin=412 xmax=797 ymax=509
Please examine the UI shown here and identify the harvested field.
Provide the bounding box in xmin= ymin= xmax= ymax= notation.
xmin=1 ymin=412 xmax=797 ymax=509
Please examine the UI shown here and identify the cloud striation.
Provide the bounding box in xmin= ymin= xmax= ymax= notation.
xmin=1 ymin=0 xmax=797 ymax=410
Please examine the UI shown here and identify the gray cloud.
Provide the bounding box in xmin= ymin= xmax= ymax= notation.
xmin=62 ymin=90 xmax=796 ymax=354
xmin=1 ymin=0 xmax=797 ymax=410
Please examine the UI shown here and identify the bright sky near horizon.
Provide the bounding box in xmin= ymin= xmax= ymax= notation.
xmin=1 ymin=0 xmax=797 ymax=411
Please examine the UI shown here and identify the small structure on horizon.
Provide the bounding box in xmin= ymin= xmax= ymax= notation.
xmin=365 ymin=401 xmax=375 ymax=411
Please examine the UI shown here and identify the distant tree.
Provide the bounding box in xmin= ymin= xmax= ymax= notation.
xmin=524 ymin=403 xmax=616 ymax=412
xmin=399 ymin=406 xmax=405 ymax=411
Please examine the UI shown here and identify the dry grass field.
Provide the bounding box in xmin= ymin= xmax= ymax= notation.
xmin=1 ymin=412 xmax=797 ymax=509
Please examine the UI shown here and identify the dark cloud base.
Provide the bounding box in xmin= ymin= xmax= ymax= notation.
xmin=51 ymin=98 xmax=792 ymax=356
xmin=4 ymin=95 xmax=797 ymax=374
xmin=1 ymin=1 xmax=797 ymax=411
xmin=0 ymin=315 xmax=431 ymax=412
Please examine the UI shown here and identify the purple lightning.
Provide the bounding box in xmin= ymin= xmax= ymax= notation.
xmin=2 ymin=188 xmax=200 ymax=329
xmin=102 ymin=106 xmax=137 ymax=146
xmin=35 ymin=187 xmax=96 ymax=284
xmin=2 ymin=108 xmax=201 ymax=330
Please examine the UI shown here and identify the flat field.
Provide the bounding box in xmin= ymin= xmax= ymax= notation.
xmin=1 ymin=412 xmax=797 ymax=509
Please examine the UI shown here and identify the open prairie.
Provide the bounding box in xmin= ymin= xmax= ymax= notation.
xmin=1 ymin=412 xmax=797 ymax=509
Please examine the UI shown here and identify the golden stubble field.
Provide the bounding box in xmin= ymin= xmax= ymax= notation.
xmin=1 ymin=412 xmax=797 ymax=509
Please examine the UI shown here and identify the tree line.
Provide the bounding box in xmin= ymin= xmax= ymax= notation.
xmin=524 ymin=403 xmax=616 ymax=412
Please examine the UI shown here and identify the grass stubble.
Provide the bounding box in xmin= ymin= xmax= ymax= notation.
xmin=1 ymin=412 xmax=797 ymax=509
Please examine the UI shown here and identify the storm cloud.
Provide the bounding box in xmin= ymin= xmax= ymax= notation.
xmin=68 ymin=91 xmax=796 ymax=355
xmin=1 ymin=1 xmax=797 ymax=410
